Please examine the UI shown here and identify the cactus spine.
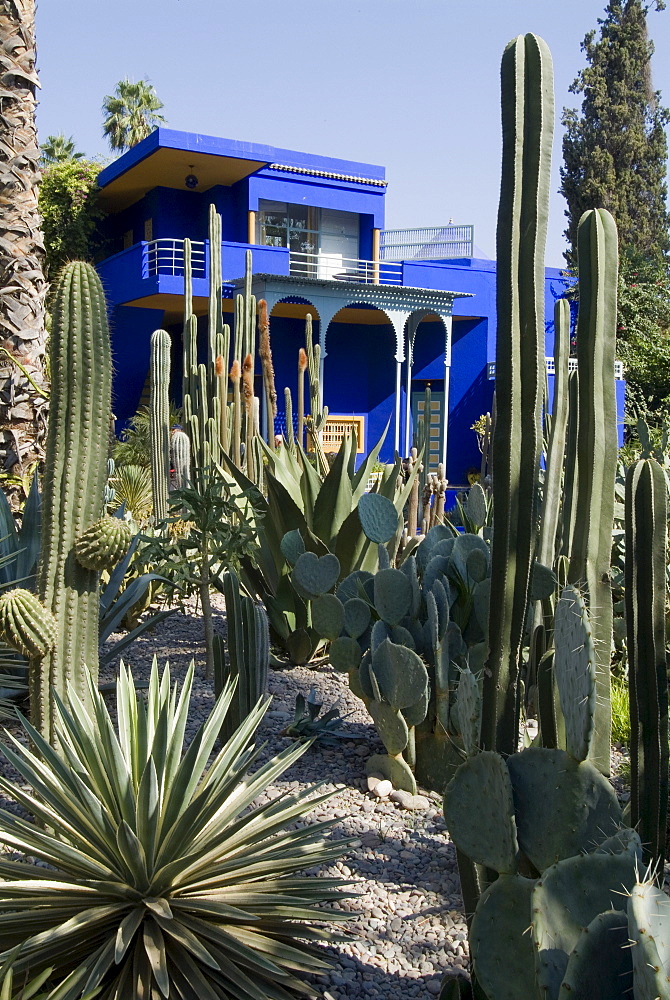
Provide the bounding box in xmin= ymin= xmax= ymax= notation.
xmin=482 ymin=33 xmax=554 ymax=756
xmin=149 ymin=329 xmax=171 ymax=521
xmin=566 ymin=208 xmax=619 ymax=774
xmin=625 ymin=457 xmax=668 ymax=870
xmin=32 ymin=262 xmax=112 ymax=742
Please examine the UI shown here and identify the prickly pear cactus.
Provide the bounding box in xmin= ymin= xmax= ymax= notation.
xmin=553 ymin=585 xmax=596 ymax=762
xmin=74 ymin=516 xmax=132 ymax=572
xmin=0 ymin=589 xmax=57 ymax=658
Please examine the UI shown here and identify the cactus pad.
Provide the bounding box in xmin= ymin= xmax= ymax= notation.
xmin=466 ymin=547 xmax=488 ymax=583
xmin=0 ymin=589 xmax=57 ymax=658
xmin=343 ymin=598 xmax=371 ymax=639
xmin=531 ymin=561 xmax=558 ymax=600
xmin=471 ymin=874 xmax=541 ymax=1000
xmin=532 ymin=852 xmax=637 ymax=1000
xmin=443 ymin=751 xmax=518 ymax=873
xmin=292 ymin=551 xmax=340 ymax=597
xmin=280 ymin=529 xmax=305 ymax=566
xmin=373 ymin=568 xmax=412 ymax=625
xmin=368 ymin=700 xmax=409 ymax=755
xmin=371 ymin=639 xmax=428 ymax=711
xmin=329 ymin=636 xmax=362 ymax=673
xmin=311 ymin=593 xmax=344 ymax=640
xmin=627 ymin=880 xmax=670 ymax=1000
xmin=74 ymin=516 xmax=132 ymax=572
xmin=507 ymin=748 xmax=622 ymax=872
xmin=557 ymin=909 xmax=632 ymax=1000
xmin=595 ymin=827 xmax=642 ymax=860
xmin=357 ymin=491 xmax=400 ymax=543
xmin=456 ymin=667 xmax=481 ymax=756
xmin=465 ymin=482 xmax=488 ymax=529
xmin=366 ymin=752 xmax=416 ymax=794
xmin=554 ymin=585 xmax=596 ymax=761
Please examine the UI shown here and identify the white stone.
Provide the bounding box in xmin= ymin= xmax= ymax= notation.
xmin=372 ymin=779 xmax=393 ymax=798
xmin=366 ymin=772 xmax=385 ymax=792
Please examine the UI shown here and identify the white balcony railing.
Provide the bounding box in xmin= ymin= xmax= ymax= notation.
xmin=289 ymin=251 xmax=403 ymax=285
xmin=487 ymin=359 xmax=625 ymax=380
xmin=381 ymin=225 xmax=475 ymax=261
xmin=146 ymin=239 xmax=206 ymax=277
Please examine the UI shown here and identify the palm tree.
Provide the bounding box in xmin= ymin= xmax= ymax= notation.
xmin=0 ymin=0 xmax=49 ymax=508
xmin=40 ymin=133 xmax=84 ymax=165
xmin=102 ymin=78 xmax=166 ymax=153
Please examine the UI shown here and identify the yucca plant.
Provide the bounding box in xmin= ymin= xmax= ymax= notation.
xmin=0 ymin=661 xmax=352 ymax=999
xmin=109 ymin=465 xmax=153 ymax=524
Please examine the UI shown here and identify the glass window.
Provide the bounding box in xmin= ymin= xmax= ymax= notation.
xmin=257 ymin=201 xmax=359 ymax=261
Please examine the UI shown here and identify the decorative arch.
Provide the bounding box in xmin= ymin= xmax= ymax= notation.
xmin=402 ymin=308 xmax=453 ymax=467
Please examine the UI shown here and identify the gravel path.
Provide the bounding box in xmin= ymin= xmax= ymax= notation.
xmin=97 ymin=597 xmax=469 ymax=999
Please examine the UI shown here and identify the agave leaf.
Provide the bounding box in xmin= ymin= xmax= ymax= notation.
xmin=114 ymin=906 xmax=144 ymax=963
xmin=135 ymin=758 xmax=159 ymax=868
xmin=153 ymin=914 xmax=220 ymax=970
xmin=142 ymin=919 xmax=169 ymax=997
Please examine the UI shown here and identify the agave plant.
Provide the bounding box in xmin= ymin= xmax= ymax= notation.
xmin=0 ymin=661 xmax=352 ymax=999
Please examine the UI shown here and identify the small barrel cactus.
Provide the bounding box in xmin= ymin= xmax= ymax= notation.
xmin=74 ymin=516 xmax=132 ymax=572
xmin=0 ymin=589 xmax=57 ymax=658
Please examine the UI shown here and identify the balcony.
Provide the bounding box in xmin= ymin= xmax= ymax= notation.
xmin=98 ymin=229 xmax=477 ymax=309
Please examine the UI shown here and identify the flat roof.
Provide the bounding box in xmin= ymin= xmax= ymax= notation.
xmin=97 ymin=128 xmax=386 ymax=211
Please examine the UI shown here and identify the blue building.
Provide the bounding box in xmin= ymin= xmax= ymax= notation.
xmin=96 ymin=128 xmax=623 ymax=485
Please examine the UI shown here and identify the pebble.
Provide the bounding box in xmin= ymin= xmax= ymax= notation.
xmin=389 ymin=789 xmax=431 ymax=810
xmin=372 ymin=779 xmax=393 ymax=798
xmin=88 ymin=595 xmax=472 ymax=1000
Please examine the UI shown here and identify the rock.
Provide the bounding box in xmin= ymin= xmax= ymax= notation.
xmin=426 ymin=980 xmax=442 ymax=996
xmin=372 ymin=779 xmax=393 ymax=798
xmin=366 ymin=773 xmax=385 ymax=792
xmin=389 ymin=789 xmax=431 ymax=810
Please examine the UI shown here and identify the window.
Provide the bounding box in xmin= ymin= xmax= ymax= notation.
xmin=257 ymin=201 xmax=359 ymax=261
xmin=144 ymin=218 xmax=153 ymax=241
xmin=123 ymin=229 xmax=134 ymax=250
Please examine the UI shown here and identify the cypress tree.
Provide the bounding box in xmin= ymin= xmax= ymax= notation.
xmin=561 ymin=1 xmax=670 ymax=262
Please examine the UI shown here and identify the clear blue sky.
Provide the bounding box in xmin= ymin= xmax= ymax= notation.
xmin=35 ymin=0 xmax=670 ymax=265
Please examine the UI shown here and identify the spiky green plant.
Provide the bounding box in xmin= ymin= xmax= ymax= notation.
xmin=0 ymin=661 xmax=352 ymax=999
xmin=109 ymin=464 xmax=153 ymax=524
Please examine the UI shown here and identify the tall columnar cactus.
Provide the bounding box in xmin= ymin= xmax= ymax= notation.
xmin=625 ymin=457 xmax=668 ymax=870
xmin=566 ymin=207 xmax=619 ymax=774
xmin=170 ymin=426 xmax=191 ymax=490
xmin=31 ymin=261 xmax=112 ymax=742
xmin=215 ymin=569 xmax=270 ymax=742
xmin=481 ymin=33 xmax=554 ymax=756
xmin=537 ymin=298 xmax=570 ymax=570
xmin=149 ymin=328 xmax=171 ymax=522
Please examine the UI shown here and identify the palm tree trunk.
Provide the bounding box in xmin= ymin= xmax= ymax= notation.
xmin=0 ymin=0 xmax=48 ymax=509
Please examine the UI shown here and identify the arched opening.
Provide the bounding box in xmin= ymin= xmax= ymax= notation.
xmin=323 ymin=302 xmax=397 ymax=459
xmin=268 ymin=297 xmax=320 ymax=441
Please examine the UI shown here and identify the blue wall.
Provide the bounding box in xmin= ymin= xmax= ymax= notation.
xmin=110 ymin=305 xmax=165 ymax=423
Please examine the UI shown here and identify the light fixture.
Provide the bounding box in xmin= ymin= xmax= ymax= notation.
xmin=185 ymin=165 xmax=198 ymax=189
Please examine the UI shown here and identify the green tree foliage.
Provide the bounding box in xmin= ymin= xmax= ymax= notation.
xmin=617 ymin=250 xmax=670 ymax=409
xmin=561 ymin=0 xmax=670 ymax=260
xmin=102 ymin=77 xmax=166 ymax=153
xmin=38 ymin=159 xmax=107 ymax=280
xmin=39 ymin=132 xmax=83 ymax=165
